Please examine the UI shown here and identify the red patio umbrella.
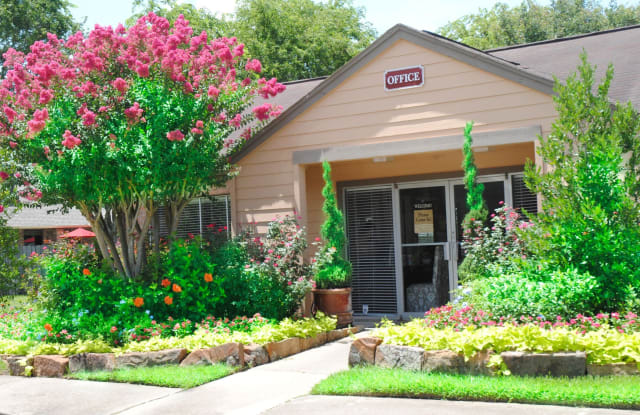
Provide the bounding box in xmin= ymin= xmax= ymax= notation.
xmin=60 ymin=228 xmax=96 ymax=238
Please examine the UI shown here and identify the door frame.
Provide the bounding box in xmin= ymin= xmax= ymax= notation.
xmin=393 ymin=174 xmax=510 ymax=318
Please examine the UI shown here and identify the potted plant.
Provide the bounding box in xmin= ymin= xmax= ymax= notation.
xmin=312 ymin=161 xmax=353 ymax=327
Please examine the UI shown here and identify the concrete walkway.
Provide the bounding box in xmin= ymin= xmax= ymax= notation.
xmin=265 ymin=396 xmax=640 ymax=415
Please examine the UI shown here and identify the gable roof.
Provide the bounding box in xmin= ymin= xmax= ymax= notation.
xmin=231 ymin=23 xmax=556 ymax=163
xmin=489 ymin=24 xmax=640 ymax=108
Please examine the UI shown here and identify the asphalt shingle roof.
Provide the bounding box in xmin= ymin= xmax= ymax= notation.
xmin=488 ymin=25 xmax=640 ymax=107
xmin=6 ymin=205 xmax=89 ymax=229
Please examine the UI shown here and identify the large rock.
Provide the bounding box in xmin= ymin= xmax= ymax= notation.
xmin=69 ymin=353 xmax=115 ymax=373
xmin=501 ymin=351 xmax=586 ymax=377
xmin=588 ymin=363 xmax=640 ymax=376
xmin=348 ymin=337 xmax=382 ymax=367
xmin=0 ymin=355 xmax=8 ymax=375
xmin=467 ymin=350 xmax=495 ymax=376
xmin=180 ymin=343 xmax=244 ymax=367
xmin=7 ymin=356 xmax=32 ymax=376
xmin=423 ymin=350 xmax=465 ymax=373
xmin=243 ymin=344 xmax=270 ymax=367
xmin=374 ymin=344 xmax=424 ymax=370
xmin=33 ymin=355 xmax=69 ymax=378
xmin=300 ymin=333 xmax=328 ymax=351
xmin=265 ymin=338 xmax=301 ymax=361
xmin=116 ymin=348 xmax=187 ymax=369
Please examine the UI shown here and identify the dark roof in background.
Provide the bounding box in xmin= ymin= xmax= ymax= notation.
xmin=7 ymin=205 xmax=89 ymax=229
xmin=489 ymin=25 xmax=640 ymax=107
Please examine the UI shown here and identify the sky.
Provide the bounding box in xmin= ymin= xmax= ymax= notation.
xmin=69 ymin=0 xmax=560 ymax=34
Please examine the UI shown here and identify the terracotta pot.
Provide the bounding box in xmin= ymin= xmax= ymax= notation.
xmin=313 ymin=288 xmax=353 ymax=327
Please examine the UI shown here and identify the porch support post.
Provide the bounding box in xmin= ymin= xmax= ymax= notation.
xmin=293 ymin=164 xmax=308 ymax=230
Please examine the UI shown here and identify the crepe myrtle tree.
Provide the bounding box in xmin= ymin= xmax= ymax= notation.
xmin=0 ymin=13 xmax=285 ymax=280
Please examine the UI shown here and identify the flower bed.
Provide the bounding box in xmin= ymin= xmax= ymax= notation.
xmin=350 ymin=308 xmax=640 ymax=377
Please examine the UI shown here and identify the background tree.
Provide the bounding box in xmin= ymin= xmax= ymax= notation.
xmin=130 ymin=0 xmax=376 ymax=82
xmin=0 ymin=0 xmax=81 ymax=66
xmin=439 ymin=0 xmax=640 ymax=50
xmin=0 ymin=13 xmax=285 ymax=280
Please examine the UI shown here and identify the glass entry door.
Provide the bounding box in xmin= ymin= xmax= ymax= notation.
xmin=397 ymin=185 xmax=450 ymax=313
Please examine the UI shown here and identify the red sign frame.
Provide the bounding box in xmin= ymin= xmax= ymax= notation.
xmin=384 ymin=65 xmax=424 ymax=91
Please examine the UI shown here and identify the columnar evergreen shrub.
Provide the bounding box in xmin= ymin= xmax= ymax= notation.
xmin=313 ymin=161 xmax=352 ymax=289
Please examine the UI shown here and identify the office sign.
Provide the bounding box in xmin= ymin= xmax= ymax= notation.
xmin=384 ymin=65 xmax=424 ymax=91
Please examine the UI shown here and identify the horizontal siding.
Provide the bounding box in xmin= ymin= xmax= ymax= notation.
xmin=234 ymin=38 xmax=556 ymax=233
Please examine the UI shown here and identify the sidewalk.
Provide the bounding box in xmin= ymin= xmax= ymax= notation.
xmin=0 ymin=337 xmax=351 ymax=415
xmin=265 ymin=396 xmax=640 ymax=415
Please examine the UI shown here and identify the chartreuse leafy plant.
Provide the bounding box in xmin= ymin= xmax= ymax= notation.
xmin=373 ymin=319 xmax=640 ymax=366
xmin=0 ymin=13 xmax=285 ymax=279
xmin=0 ymin=313 xmax=337 ymax=357
xmin=524 ymin=53 xmax=640 ymax=312
xmin=313 ymin=161 xmax=352 ymax=289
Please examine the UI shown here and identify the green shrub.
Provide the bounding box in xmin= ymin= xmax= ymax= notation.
xmin=463 ymin=267 xmax=599 ymax=319
xmin=313 ymin=161 xmax=351 ymax=289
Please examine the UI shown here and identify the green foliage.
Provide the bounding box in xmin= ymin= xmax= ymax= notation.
xmin=464 ymin=268 xmax=599 ymax=319
xmin=373 ymin=319 xmax=640 ymax=365
xmin=438 ymin=0 xmax=640 ymax=50
xmin=313 ymin=367 xmax=640 ymax=410
xmin=314 ymin=161 xmax=352 ymax=289
xmin=130 ymin=0 xmax=377 ymax=82
xmin=460 ymin=121 xmax=488 ymax=264
xmin=68 ymin=364 xmax=237 ymax=389
xmin=524 ymin=53 xmax=640 ymax=312
xmin=0 ymin=313 xmax=337 ymax=356
xmin=0 ymin=0 xmax=80 ymax=67
xmin=234 ymin=0 xmax=376 ymax=81
xmin=458 ymin=205 xmax=529 ymax=282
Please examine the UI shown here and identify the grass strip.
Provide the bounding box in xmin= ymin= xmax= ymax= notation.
xmin=68 ymin=364 xmax=237 ymax=389
xmin=312 ymin=367 xmax=640 ymax=410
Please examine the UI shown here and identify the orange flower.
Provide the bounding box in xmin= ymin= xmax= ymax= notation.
xmin=82 ymin=268 xmax=91 ymax=276
xmin=44 ymin=323 xmax=53 ymax=332
xmin=164 ymin=296 xmax=173 ymax=305
xmin=204 ymin=273 xmax=213 ymax=283
xmin=133 ymin=297 xmax=144 ymax=307
xmin=161 ymin=278 xmax=171 ymax=287
xmin=172 ymin=284 xmax=182 ymax=293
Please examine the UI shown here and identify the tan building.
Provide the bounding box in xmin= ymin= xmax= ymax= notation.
xmin=224 ymin=24 xmax=640 ymax=319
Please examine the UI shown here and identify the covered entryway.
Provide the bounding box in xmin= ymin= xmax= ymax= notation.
xmin=340 ymin=171 xmax=535 ymax=319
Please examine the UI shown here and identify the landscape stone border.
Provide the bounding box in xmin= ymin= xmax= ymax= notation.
xmin=0 ymin=326 xmax=360 ymax=378
xmin=349 ymin=337 xmax=639 ymax=378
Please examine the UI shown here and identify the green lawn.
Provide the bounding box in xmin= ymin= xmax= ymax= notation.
xmin=312 ymin=367 xmax=640 ymax=410
xmin=68 ymin=364 xmax=237 ymax=388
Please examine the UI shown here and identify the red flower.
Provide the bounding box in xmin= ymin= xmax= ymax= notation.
xmin=204 ymin=273 xmax=213 ymax=283
xmin=82 ymin=268 xmax=91 ymax=276
xmin=164 ymin=296 xmax=173 ymax=305
xmin=166 ymin=130 xmax=184 ymax=141
xmin=110 ymin=326 xmax=117 ymax=333
xmin=44 ymin=323 xmax=53 ymax=332
xmin=172 ymin=284 xmax=182 ymax=293
xmin=133 ymin=297 xmax=144 ymax=307
xmin=161 ymin=278 xmax=171 ymax=287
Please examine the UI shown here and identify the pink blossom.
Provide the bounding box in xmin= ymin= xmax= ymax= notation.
xmin=27 ymin=108 xmax=49 ymax=134
xmin=135 ymin=63 xmax=150 ymax=77
xmin=0 ymin=172 xmax=8 ymax=180
xmin=82 ymin=110 xmax=97 ymax=126
xmin=3 ymin=105 xmax=17 ymax=123
xmin=245 ymin=59 xmax=262 ymax=73
xmin=207 ymin=85 xmax=220 ymax=98
xmin=61 ymin=130 xmax=82 ymax=149
xmin=0 ymin=205 xmax=3 ymax=214
xmin=229 ymin=113 xmax=242 ymax=127
xmin=38 ymin=89 xmax=53 ymax=105
xmin=112 ymin=78 xmax=128 ymax=94
xmin=124 ymin=102 xmax=143 ymax=122
xmin=253 ymin=103 xmax=272 ymax=121
xmin=166 ymin=130 xmax=184 ymax=141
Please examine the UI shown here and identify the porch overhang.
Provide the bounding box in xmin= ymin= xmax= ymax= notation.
xmin=292 ymin=125 xmax=541 ymax=165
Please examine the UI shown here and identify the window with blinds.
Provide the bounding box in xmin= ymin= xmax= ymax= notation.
xmin=345 ymin=187 xmax=398 ymax=315
xmin=154 ymin=195 xmax=231 ymax=239
xmin=511 ymin=174 xmax=538 ymax=218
